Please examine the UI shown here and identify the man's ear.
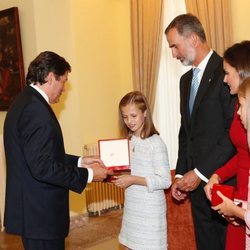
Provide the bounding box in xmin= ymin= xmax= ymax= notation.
xmin=190 ymin=32 xmax=199 ymax=47
xmin=46 ymin=72 xmax=54 ymax=85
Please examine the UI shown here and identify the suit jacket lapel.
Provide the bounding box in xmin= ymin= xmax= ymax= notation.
xmin=190 ymin=52 xmax=219 ymax=119
xmin=184 ymin=71 xmax=193 ymax=124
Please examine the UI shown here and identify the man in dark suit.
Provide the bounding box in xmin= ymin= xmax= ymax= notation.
xmin=165 ymin=14 xmax=236 ymax=250
xmin=3 ymin=51 xmax=108 ymax=250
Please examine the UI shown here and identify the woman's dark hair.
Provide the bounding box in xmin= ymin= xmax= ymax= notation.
xmin=26 ymin=51 xmax=71 ymax=85
xmin=223 ymin=41 xmax=250 ymax=81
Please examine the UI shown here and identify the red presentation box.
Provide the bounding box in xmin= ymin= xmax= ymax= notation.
xmin=98 ymin=138 xmax=130 ymax=171
xmin=98 ymin=138 xmax=131 ymax=182
xmin=211 ymin=184 xmax=234 ymax=206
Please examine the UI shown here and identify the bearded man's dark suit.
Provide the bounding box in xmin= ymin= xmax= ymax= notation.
xmin=4 ymin=86 xmax=89 ymax=244
xmin=176 ymin=51 xmax=236 ymax=250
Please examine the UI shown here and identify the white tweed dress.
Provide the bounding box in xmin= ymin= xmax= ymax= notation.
xmin=119 ymin=134 xmax=171 ymax=250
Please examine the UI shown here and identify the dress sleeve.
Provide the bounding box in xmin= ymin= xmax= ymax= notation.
xmin=245 ymin=175 xmax=250 ymax=230
xmin=215 ymin=154 xmax=238 ymax=182
xmin=145 ymin=137 xmax=172 ymax=192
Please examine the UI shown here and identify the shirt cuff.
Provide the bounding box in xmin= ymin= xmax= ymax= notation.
xmin=175 ymin=174 xmax=183 ymax=179
xmin=87 ymin=168 xmax=93 ymax=183
xmin=194 ymin=168 xmax=208 ymax=183
xmin=78 ymin=157 xmax=93 ymax=183
xmin=77 ymin=157 xmax=82 ymax=167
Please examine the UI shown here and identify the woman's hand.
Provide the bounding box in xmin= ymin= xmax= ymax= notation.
xmin=204 ymin=174 xmax=220 ymax=201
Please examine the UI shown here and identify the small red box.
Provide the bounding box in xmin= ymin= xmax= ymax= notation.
xmin=211 ymin=184 xmax=234 ymax=206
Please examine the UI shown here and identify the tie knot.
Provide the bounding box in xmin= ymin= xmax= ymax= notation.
xmin=193 ymin=67 xmax=200 ymax=77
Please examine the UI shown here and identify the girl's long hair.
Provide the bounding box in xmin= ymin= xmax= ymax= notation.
xmin=118 ymin=91 xmax=159 ymax=139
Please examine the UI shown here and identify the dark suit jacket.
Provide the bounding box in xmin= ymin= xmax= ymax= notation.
xmin=4 ymin=86 xmax=89 ymax=240
xmin=176 ymin=51 xmax=236 ymax=179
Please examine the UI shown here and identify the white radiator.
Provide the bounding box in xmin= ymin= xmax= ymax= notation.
xmin=83 ymin=143 xmax=124 ymax=215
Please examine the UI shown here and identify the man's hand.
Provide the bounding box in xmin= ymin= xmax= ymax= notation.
xmin=80 ymin=156 xmax=103 ymax=167
xmin=171 ymin=178 xmax=188 ymax=201
xmin=177 ymin=170 xmax=201 ymax=192
xmin=80 ymin=157 xmax=112 ymax=181
xmin=90 ymin=163 xmax=108 ymax=182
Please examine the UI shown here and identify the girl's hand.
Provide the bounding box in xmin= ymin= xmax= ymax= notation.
xmin=112 ymin=175 xmax=134 ymax=188
xmin=211 ymin=191 xmax=245 ymax=226
xmin=211 ymin=191 xmax=236 ymax=217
